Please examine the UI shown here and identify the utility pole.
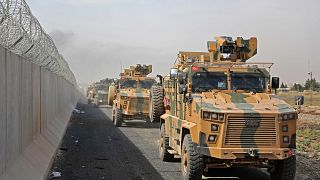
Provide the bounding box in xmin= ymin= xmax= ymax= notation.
xmin=308 ymin=71 xmax=313 ymax=105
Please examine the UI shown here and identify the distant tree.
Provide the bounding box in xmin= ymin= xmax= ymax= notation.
xmin=291 ymin=83 xmax=304 ymax=92
xmin=305 ymin=78 xmax=319 ymax=90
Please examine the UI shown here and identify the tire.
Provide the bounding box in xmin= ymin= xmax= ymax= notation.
xmin=114 ymin=108 xmax=123 ymax=127
xmin=270 ymin=156 xmax=296 ymax=180
xmin=159 ymin=123 xmax=174 ymax=162
xmin=149 ymin=85 xmax=164 ymax=123
xmin=181 ymin=134 xmax=203 ymax=180
xmin=107 ymin=86 xmax=115 ymax=106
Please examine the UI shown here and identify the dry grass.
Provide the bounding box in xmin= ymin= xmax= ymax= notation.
xmin=278 ymin=92 xmax=320 ymax=107
xmin=296 ymin=119 xmax=320 ymax=160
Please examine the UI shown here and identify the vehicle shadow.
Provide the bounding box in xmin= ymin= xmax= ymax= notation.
xmin=204 ymin=167 xmax=271 ymax=180
xmin=47 ymin=103 xmax=165 ymax=180
xmin=122 ymin=121 xmax=160 ymax=129
xmin=101 ymin=106 xmax=160 ymax=129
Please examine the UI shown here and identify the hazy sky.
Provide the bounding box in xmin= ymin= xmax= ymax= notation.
xmin=28 ymin=0 xmax=320 ymax=85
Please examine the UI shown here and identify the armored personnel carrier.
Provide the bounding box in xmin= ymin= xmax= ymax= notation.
xmin=152 ymin=36 xmax=297 ymax=180
xmin=108 ymin=64 xmax=156 ymax=126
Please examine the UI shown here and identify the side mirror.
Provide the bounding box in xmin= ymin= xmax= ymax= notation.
xmin=295 ymin=96 xmax=304 ymax=105
xmin=272 ymin=77 xmax=280 ymax=89
xmin=170 ymin=68 xmax=178 ymax=79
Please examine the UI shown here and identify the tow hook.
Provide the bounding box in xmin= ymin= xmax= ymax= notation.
xmin=248 ymin=149 xmax=258 ymax=157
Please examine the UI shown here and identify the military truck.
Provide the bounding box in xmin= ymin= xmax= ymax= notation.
xmin=108 ymin=64 xmax=157 ymax=126
xmin=151 ymin=36 xmax=297 ymax=180
xmin=93 ymin=89 xmax=108 ymax=107
xmin=87 ymin=83 xmax=109 ymax=107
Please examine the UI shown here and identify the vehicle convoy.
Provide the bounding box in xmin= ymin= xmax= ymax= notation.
xmin=108 ymin=64 xmax=157 ymax=126
xmin=151 ymin=36 xmax=297 ymax=180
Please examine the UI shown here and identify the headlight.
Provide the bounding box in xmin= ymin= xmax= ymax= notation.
xmin=211 ymin=124 xmax=219 ymax=131
xmin=279 ymin=113 xmax=297 ymax=121
xmin=283 ymin=136 xmax=289 ymax=143
xmin=203 ymin=111 xmax=210 ymax=119
xmin=202 ymin=111 xmax=225 ymax=121
xmin=211 ymin=113 xmax=218 ymax=119
xmin=121 ymin=96 xmax=128 ymax=100
xmin=208 ymin=135 xmax=217 ymax=143
xmin=282 ymin=125 xmax=288 ymax=132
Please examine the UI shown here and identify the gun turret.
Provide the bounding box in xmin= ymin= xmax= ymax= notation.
xmin=121 ymin=64 xmax=152 ymax=78
xmin=207 ymin=36 xmax=257 ymax=62
xmin=177 ymin=36 xmax=257 ymax=65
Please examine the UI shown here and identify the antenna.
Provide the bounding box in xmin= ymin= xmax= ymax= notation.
xmin=120 ymin=61 xmax=123 ymax=73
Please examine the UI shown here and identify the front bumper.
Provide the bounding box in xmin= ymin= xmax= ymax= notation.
xmin=122 ymin=111 xmax=149 ymax=120
xmin=196 ymin=146 xmax=295 ymax=160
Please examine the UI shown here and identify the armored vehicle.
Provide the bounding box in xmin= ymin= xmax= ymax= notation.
xmin=93 ymin=89 xmax=108 ymax=107
xmin=87 ymin=83 xmax=109 ymax=107
xmin=109 ymin=64 xmax=157 ymax=126
xmin=152 ymin=36 xmax=297 ymax=180
xmin=86 ymin=85 xmax=95 ymax=104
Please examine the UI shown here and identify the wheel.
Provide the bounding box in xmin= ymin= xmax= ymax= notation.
xmin=159 ymin=123 xmax=174 ymax=161
xmin=270 ymin=156 xmax=296 ymax=180
xmin=107 ymin=85 xmax=116 ymax=105
xmin=114 ymin=108 xmax=123 ymax=127
xmin=149 ymin=85 xmax=164 ymax=123
xmin=181 ymin=134 xmax=203 ymax=180
xmin=145 ymin=117 xmax=151 ymax=123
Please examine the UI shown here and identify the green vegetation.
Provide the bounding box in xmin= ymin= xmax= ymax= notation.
xmin=297 ymin=119 xmax=320 ymax=160
xmin=290 ymin=78 xmax=319 ymax=92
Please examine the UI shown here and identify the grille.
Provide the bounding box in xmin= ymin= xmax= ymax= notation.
xmin=224 ymin=115 xmax=277 ymax=147
xmin=129 ymin=97 xmax=149 ymax=112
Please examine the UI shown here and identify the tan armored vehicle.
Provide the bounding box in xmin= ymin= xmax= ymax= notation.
xmin=152 ymin=36 xmax=297 ymax=180
xmin=108 ymin=64 xmax=157 ymax=126
xmin=87 ymin=83 xmax=109 ymax=107
xmin=86 ymin=85 xmax=95 ymax=104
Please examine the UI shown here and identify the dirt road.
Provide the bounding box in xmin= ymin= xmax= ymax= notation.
xmin=47 ymin=103 xmax=318 ymax=180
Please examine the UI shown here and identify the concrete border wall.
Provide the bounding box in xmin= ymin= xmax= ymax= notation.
xmin=0 ymin=45 xmax=78 ymax=180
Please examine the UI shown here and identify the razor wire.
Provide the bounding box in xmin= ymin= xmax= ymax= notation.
xmin=0 ymin=0 xmax=76 ymax=85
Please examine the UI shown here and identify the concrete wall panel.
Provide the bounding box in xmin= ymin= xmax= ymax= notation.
xmin=32 ymin=64 xmax=41 ymax=139
xmin=5 ymin=51 xmax=22 ymax=166
xmin=21 ymin=60 xmax=33 ymax=149
xmin=0 ymin=45 xmax=6 ymax=176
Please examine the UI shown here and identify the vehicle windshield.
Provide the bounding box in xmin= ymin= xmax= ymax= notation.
xmin=192 ymin=72 xmax=227 ymax=93
xmin=231 ymin=73 xmax=265 ymax=92
xmin=140 ymin=79 xmax=156 ymax=89
xmin=120 ymin=79 xmax=138 ymax=89
xmin=95 ymin=84 xmax=108 ymax=90
xmin=97 ymin=93 xmax=107 ymax=99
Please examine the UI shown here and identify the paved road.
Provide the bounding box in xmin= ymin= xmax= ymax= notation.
xmin=47 ymin=103 xmax=316 ymax=180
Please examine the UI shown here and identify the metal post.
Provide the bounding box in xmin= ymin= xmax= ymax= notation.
xmin=308 ymin=72 xmax=313 ymax=105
